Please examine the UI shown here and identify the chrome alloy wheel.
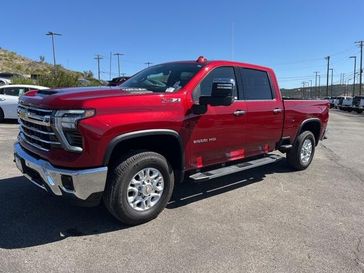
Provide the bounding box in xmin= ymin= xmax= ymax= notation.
xmin=127 ymin=168 xmax=164 ymax=211
xmin=300 ymin=139 xmax=313 ymax=165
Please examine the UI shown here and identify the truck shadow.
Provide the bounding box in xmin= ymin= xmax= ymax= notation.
xmin=168 ymin=159 xmax=290 ymax=209
xmin=0 ymin=160 xmax=291 ymax=249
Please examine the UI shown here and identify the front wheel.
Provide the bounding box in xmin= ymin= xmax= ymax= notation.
xmin=104 ymin=151 xmax=174 ymax=225
xmin=286 ymin=131 xmax=316 ymax=171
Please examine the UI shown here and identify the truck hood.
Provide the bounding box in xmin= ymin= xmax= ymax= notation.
xmin=21 ymin=86 xmax=154 ymax=109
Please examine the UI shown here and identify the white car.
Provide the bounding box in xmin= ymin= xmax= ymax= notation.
xmin=0 ymin=78 xmax=11 ymax=85
xmin=0 ymin=84 xmax=49 ymax=121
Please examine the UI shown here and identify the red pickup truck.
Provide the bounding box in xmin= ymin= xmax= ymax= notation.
xmin=14 ymin=57 xmax=329 ymax=225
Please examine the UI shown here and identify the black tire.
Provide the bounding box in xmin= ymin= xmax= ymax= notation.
xmin=356 ymin=109 xmax=363 ymax=114
xmin=104 ymin=151 xmax=174 ymax=225
xmin=0 ymin=108 xmax=4 ymax=122
xmin=286 ymin=131 xmax=316 ymax=171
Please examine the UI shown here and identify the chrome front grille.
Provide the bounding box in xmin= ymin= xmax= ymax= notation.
xmin=18 ymin=104 xmax=61 ymax=151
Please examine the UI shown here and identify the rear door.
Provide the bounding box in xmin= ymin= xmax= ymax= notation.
xmin=187 ymin=66 xmax=248 ymax=168
xmin=238 ymin=68 xmax=284 ymax=157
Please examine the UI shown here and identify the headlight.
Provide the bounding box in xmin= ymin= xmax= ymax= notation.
xmin=53 ymin=109 xmax=95 ymax=152
xmin=56 ymin=109 xmax=95 ymax=129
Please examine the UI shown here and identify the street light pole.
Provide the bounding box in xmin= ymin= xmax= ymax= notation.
xmin=113 ymin=53 xmax=124 ymax=77
xmin=349 ymin=56 xmax=357 ymax=96
xmin=46 ymin=31 xmax=62 ymax=67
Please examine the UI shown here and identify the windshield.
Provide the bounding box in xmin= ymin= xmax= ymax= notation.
xmin=120 ymin=62 xmax=205 ymax=93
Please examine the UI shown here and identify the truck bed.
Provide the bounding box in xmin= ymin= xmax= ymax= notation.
xmin=282 ymin=99 xmax=329 ymax=142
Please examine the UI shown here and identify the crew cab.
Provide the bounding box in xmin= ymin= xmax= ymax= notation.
xmin=13 ymin=57 xmax=329 ymax=225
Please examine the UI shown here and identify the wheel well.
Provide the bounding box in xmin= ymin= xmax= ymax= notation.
xmin=107 ymin=134 xmax=184 ymax=175
xmin=299 ymin=120 xmax=321 ymax=145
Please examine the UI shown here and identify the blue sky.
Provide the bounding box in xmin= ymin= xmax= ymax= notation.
xmin=2 ymin=0 xmax=363 ymax=88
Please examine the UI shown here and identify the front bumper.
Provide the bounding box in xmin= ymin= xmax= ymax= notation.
xmin=14 ymin=142 xmax=108 ymax=203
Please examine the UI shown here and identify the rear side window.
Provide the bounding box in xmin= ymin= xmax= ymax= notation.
xmin=240 ymin=68 xmax=273 ymax=100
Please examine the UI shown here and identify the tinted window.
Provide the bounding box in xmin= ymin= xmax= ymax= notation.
xmin=193 ymin=67 xmax=237 ymax=101
xmin=240 ymin=68 xmax=273 ymax=100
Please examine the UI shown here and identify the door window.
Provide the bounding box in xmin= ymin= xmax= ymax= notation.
xmin=193 ymin=67 xmax=237 ymax=102
xmin=239 ymin=68 xmax=273 ymax=100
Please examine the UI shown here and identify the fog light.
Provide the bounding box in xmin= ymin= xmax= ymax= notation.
xmin=61 ymin=175 xmax=74 ymax=191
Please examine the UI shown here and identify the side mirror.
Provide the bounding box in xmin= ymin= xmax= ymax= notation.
xmin=199 ymin=81 xmax=234 ymax=106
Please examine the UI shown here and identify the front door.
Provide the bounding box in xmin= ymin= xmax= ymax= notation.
xmin=186 ymin=66 xmax=248 ymax=169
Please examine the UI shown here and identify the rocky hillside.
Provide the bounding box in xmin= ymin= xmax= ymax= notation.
xmin=0 ymin=48 xmax=80 ymax=77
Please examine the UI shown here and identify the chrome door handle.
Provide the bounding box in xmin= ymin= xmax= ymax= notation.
xmin=273 ymin=108 xmax=283 ymax=114
xmin=233 ymin=110 xmax=246 ymax=116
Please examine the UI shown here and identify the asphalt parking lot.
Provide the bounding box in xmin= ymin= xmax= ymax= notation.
xmin=0 ymin=110 xmax=364 ymax=273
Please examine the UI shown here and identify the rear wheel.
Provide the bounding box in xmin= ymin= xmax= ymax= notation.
xmin=104 ymin=151 xmax=174 ymax=225
xmin=287 ymin=131 xmax=316 ymax=171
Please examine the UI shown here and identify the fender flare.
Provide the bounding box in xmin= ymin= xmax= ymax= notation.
xmin=294 ymin=118 xmax=322 ymax=144
xmin=103 ymin=129 xmax=184 ymax=169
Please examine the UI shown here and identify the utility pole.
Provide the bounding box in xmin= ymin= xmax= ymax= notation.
xmin=349 ymin=56 xmax=357 ymax=96
xmin=94 ymin=54 xmax=103 ymax=80
xmin=302 ymin=81 xmax=305 ymax=99
xmin=325 ymin=56 xmax=330 ymax=97
xmin=346 ymin=79 xmax=352 ymax=96
xmin=314 ymin=72 xmax=319 ymax=98
xmin=46 ymin=31 xmax=62 ymax=67
xmin=355 ymin=41 xmax=363 ymax=95
xmin=329 ymin=68 xmax=334 ymax=96
xmin=114 ymin=53 xmax=124 ymax=77
xmin=318 ymin=75 xmax=321 ymax=98
xmin=145 ymin=62 xmax=153 ymax=68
